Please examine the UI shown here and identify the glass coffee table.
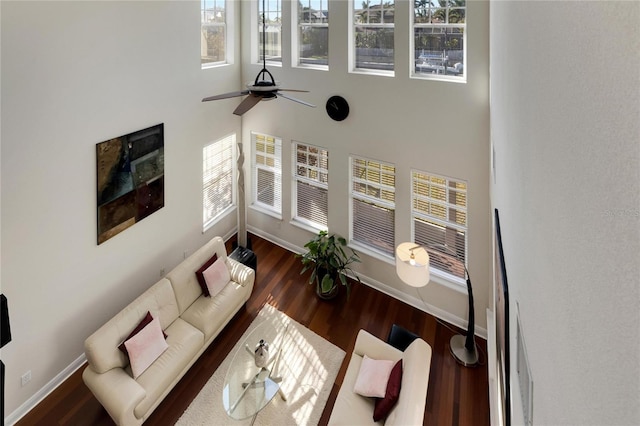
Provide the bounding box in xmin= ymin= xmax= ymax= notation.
xmin=222 ymin=321 xmax=288 ymax=421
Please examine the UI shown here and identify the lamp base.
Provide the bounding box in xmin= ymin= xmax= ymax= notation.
xmin=450 ymin=334 xmax=479 ymax=367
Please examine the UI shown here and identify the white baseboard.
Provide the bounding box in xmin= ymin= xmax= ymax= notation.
xmin=5 ymin=353 xmax=87 ymax=426
xmin=247 ymin=227 xmax=487 ymax=340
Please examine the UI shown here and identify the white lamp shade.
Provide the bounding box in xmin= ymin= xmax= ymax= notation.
xmin=395 ymin=242 xmax=430 ymax=287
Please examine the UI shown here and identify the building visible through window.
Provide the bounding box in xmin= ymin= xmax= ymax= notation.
xmin=413 ymin=0 xmax=466 ymax=80
xmin=201 ymin=0 xmax=227 ymax=66
xmin=352 ymin=0 xmax=395 ymax=73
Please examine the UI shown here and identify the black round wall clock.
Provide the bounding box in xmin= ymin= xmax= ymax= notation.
xmin=326 ymin=95 xmax=350 ymax=121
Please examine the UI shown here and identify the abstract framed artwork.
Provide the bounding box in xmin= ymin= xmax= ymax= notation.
xmin=96 ymin=123 xmax=164 ymax=244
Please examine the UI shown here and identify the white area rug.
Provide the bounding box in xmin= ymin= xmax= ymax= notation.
xmin=176 ymin=304 xmax=346 ymax=425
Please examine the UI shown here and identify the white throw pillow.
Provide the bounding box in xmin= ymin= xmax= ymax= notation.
xmin=124 ymin=316 xmax=169 ymax=379
xmin=353 ymin=355 xmax=395 ymax=398
xmin=202 ymin=257 xmax=231 ymax=298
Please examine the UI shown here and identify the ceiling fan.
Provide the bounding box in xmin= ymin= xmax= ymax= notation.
xmin=202 ymin=0 xmax=315 ymax=116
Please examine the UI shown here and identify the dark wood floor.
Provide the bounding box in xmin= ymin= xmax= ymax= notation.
xmin=16 ymin=233 xmax=489 ymax=426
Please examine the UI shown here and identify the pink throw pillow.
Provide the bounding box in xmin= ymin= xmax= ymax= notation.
xmin=118 ymin=311 xmax=166 ymax=356
xmin=353 ymin=355 xmax=395 ymax=398
xmin=202 ymin=257 xmax=231 ymax=298
xmin=124 ymin=316 xmax=169 ymax=379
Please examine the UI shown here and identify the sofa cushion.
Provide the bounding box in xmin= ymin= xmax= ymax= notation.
xmin=195 ymin=253 xmax=218 ymax=297
xmin=180 ymin=280 xmax=247 ymax=342
xmin=353 ymin=355 xmax=395 ymax=398
xmin=202 ymin=257 xmax=231 ymax=298
xmin=373 ymin=359 xmax=402 ymax=421
xmin=125 ymin=317 xmax=169 ymax=379
xmin=133 ymin=317 xmax=204 ymax=419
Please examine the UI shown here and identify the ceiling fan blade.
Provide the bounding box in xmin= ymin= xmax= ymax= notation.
xmin=233 ymin=94 xmax=262 ymax=116
xmin=277 ymin=92 xmax=316 ymax=108
xmin=202 ymin=90 xmax=250 ymax=102
xmin=278 ymin=88 xmax=310 ymax=93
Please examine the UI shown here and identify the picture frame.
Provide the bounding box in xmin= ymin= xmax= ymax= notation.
xmin=96 ymin=123 xmax=164 ymax=244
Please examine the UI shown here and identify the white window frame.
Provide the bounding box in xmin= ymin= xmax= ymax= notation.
xmin=411 ymin=170 xmax=468 ymax=288
xmin=251 ymin=131 xmax=282 ymax=219
xmin=201 ymin=0 xmax=234 ymax=68
xmin=258 ymin=0 xmax=282 ymax=65
xmin=411 ymin=0 xmax=466 ymax=82
xmin=291 ymin=141 xmax=329 ymax=232
xmin=349 ymin=0 xmax=395 ymax=76
xmin=293 ymin=0 xmax=329 ymax=70
xmin=202 ymin=134 xmax=236 ymax=231
xmin=349 ymin=155 xmax=396 ymax=262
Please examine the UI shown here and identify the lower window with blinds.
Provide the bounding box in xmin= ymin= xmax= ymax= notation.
xmin=252 ymin=132 xmax=282 ymax=218
xmin=411 ymin=170 xmax=468 ymax=285
xmin=292 ymin=142 xmax=328 ymax=231
xmin=349 ymin=156 xmax=396 ymax=259
xmin=202 ymin=134 xmax=236 ymax=231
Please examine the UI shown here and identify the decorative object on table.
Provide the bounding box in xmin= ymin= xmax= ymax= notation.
xmin=325 ymin=95 xmax=350 ymax=121
xmin=201 ymin=0 xmax=314 ymax=116
xmin=299 ymin=230 xmax=362 ymax=300
xmin=395 ymin=241 xmax=479 ymax=367
xmin=254 ymin=339 xmax=269 ymax=368
xmin=96 ymin=123 xmax=164 ymax=244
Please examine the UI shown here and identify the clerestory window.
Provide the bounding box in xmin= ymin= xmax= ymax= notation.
xmin=412 ymin=0 xmax=466 ymax=81
xmin=201 ymin=0 xmax=229 ymax=67
xmin=351 ymin=0 xmax=395 ymax=75
xmin=294 ymin=0 xmax=329 ymax=69
xmin=259 ymin=0 xmax=282 ymax=64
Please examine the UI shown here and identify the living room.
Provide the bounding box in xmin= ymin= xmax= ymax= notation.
xmin=1 ymin=1 xmax=638 ymax=426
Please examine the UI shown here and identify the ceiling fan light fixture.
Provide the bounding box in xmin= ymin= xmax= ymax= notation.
xmin=201 ymin=0 xmax=314 ymax=116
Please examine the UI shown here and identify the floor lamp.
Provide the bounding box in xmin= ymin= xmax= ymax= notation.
xmin=395 ymin=242 xmax=479 ymax=367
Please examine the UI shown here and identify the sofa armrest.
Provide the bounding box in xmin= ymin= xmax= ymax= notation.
xmin=228 ymin=258 xmax=255 ymax=288
xmin=353 ymin=329 xmax=403 ymax=362
xmin=82 ymin=365 xmax=146 ymax=426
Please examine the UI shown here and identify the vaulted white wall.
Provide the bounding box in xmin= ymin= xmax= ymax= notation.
xmin=1 ymin=1 xmax=242 ymax=418
xmin=491 ymin=1 xmax=640 ymax=424
xmin=238 ymin=0 xmax=491 ymax=336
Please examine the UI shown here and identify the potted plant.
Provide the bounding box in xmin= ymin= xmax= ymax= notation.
xmin=299 ymin=230 xmax=362 ymax=300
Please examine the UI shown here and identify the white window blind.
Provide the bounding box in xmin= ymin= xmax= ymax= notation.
xmin=203 ymin=134 xmax=235 ymax=230
xmin=350 ymin=156 xmax=396 ymax=257
xmin=412 ymin=170 xmax=467 ymax=281
xmin=293 ymin=142 xmax=328 ymax=229
xmin=252 ymin=132 xmax=282 ymax=216
xmin=201 ymin=0 xmax=227 ymax=66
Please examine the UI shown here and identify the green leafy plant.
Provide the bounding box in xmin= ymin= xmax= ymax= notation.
xmin=299 ymin=230 xmax=362 ymax=299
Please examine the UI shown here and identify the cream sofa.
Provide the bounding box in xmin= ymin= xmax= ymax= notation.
xmin=82 ymin=236 xmax=254 ymax=426
xmin=328 ymin=329 xmax=432 ymax=425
